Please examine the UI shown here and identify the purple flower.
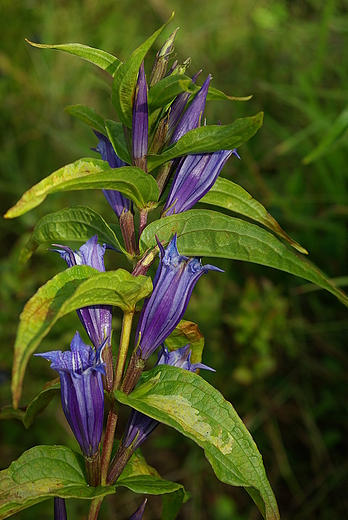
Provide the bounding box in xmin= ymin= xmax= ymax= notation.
xmin=132 ymin=62 xmax=148 ymax=171
xmin=54 ymin=498 xmax=67 ymax=520
xmin=122 ymin=344 xmax=214 ymax=451
xmin=169 ymin=74 xmax=211 ymax=144
xmin=93 ymin=130 xmax=132 ymax=218
xmin=129 ymin=499 xmax=147 ymax=520
xmin=166 ymin=70 xmax=201 ymax=139
xmin=163 ymin=149 xmax=240 ymax=216
xmin=35 ymin=332 xmax=105 ymax=457
xmin=51 ymin=235 xmax=112 ymax=350
xmin=134 ymin=234 xmax=222 ymax=361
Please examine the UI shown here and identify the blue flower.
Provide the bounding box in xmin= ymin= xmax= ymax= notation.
xmin=128 ymin=499 xmax=147 ymax=520
xmin=163 ymin=149 xmax=240 ymax=216
xmin=93 ymin=130 xmax=132 ymax=218
xmin=166 ymin=70 xmax=202 ymax=139
xmin=35 ymin=332 xmax=105 ymax=457
xmin=51 ymin=235 xmax=112 ymax=350
xmin=54 ymin=498 xmax=67 ymax=520
xmin=169 ymin=74 xmax=211 ymax=144
xmin=132 ymin=61 xmax=148 ymax=172
xmin=134 ymin=234 xmax=222 ymax=361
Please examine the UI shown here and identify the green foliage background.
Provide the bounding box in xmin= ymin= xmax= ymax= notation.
xmin=1 ymin=0 xmax=347 ymax=519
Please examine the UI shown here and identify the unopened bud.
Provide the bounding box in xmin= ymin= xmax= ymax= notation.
xmin=149 ymin=27 xmax=179 ymax=86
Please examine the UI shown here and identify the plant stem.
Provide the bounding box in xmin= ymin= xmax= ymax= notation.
xmin=84 ymin=451 xmax=101 ymax=486
xmin=100 ymin=312 xmax=134 ymax=485
xmin=87 ymin=497 xmax=103 ymax=520
xmin=100 ymin=399 xmax=119 ymax=485
xmin=114 ymin=312 xmax=134 ymax=391
xmin=138 ymin=209 xmax=148 ymax=240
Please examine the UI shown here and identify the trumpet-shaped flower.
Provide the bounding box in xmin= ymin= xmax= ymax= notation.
xmin=163 ymin=149 xmax=240 ymax=216
xmin=35 ymin=332 xmax=105 ymax=457
xmin=169 ymin=74 xmax=211 ymax=144
xmin=132 ymin=61 xmax=148 ymax=171
xmin=128 ymin=499 xmax=147 ymax=520
xmin=166 ymin=70 xmax=201 ymax=139
xmin=134 ymin=234 xmax=222 ymax=361
xmin=93 ymin=130 xmax=132 ymax=218
xmin=51 ymin=235 xmax=112 ymax=350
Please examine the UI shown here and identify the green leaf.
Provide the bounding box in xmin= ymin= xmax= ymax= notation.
xmin=112 ymin=13 xmax=175 ymax=127
xmin=26 ymin=40 xmax=122 ymax=76
xmin=12 ymin=266 xmax=152 ymax=408
xmin=116 ymin=365 xmax=280 ymax=520
xmin=148 ymin=75 xmax=194 ymax=109
xmin=303 ymin=104 xmax=348 ymax=164
xmin=105 ymin=120 xmax=132 ymax=164
xmin=207 ymin=86 xmax=253 ymax=102
xmin=19 ymin=206 xmax=126 ymax=263
xmin=201 ymin=177 xmax=307 ymax=254
xmin=0 ymin=445 xmax=115 ymax=518
xmin=139 ymin=209 xmax=348 ymax=306
xmin=23 ymin=381 xmax=60 ymax=428
xmin=147 ymin=113 xmax=264 ymax=171
xmin=165 ymin=320 xmax=205 ymax=365
xmin=0 ymin=406 xmax=25 ymax=422
xmin=64 ymin=105 xmax=106 ymax=134
xmin=117 ymin=450 xmax=188 ymax=520
xmin=161 ymin=488 xmax=187 ymax=520
xmin=4 ymin=159 xmax=159 ymax=219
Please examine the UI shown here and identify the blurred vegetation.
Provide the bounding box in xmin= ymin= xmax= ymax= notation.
xmin=1 ymin=0 xmax=348 ymax=519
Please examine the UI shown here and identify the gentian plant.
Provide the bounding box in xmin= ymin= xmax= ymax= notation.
xmin=2 ymin=14 xmax=348 ymax=520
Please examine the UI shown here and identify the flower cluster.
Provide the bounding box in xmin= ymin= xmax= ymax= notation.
xmin=32 ymin=27 xmax=238 ymax=515
xmin=36 ymin=332 xmax=106 ymax=458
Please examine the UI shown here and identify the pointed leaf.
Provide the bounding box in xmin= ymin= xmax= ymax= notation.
xmin=165 ymin=320 xmax=205 ymax=365
xmin=201 ymin=177 xmax=307 ymax=254
xmin=4 ymin=159 xmax=159 ymax=219
xmin=112 ymin=13 xmax=174 ymax=127
xmin=12 ymin=266 xmax=152 ymax=408
xmin=23 ymin=381 xmax=60 ymax=428
xmin=207 ymin=86 xmax=252 ymax=102
xmin=148 ymin=75 xmax=194 ymax=109
xmin=64 ymin=105 xmax=106 ymax=134
xmin=0 ymin=445 xmax=116 ymax=518
xmin=147 ymin=113 xmax=264 ymax=171
xmin=0 ymin=406 xmax=25 ymax=422
xmin=26 ymin=40 xmax=122 ymax=76
xmin=117 ymin=450 xmax=188 ymax=520
xmin=19 ymin=206 xmax=126 ymax=263
xmin=140 ymin=210 xmax=348 ymax=306
xmin=116 ymin=365 xmax=280 ymax=520
xmin=105 ymin=120 xmax=132 ymax=164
